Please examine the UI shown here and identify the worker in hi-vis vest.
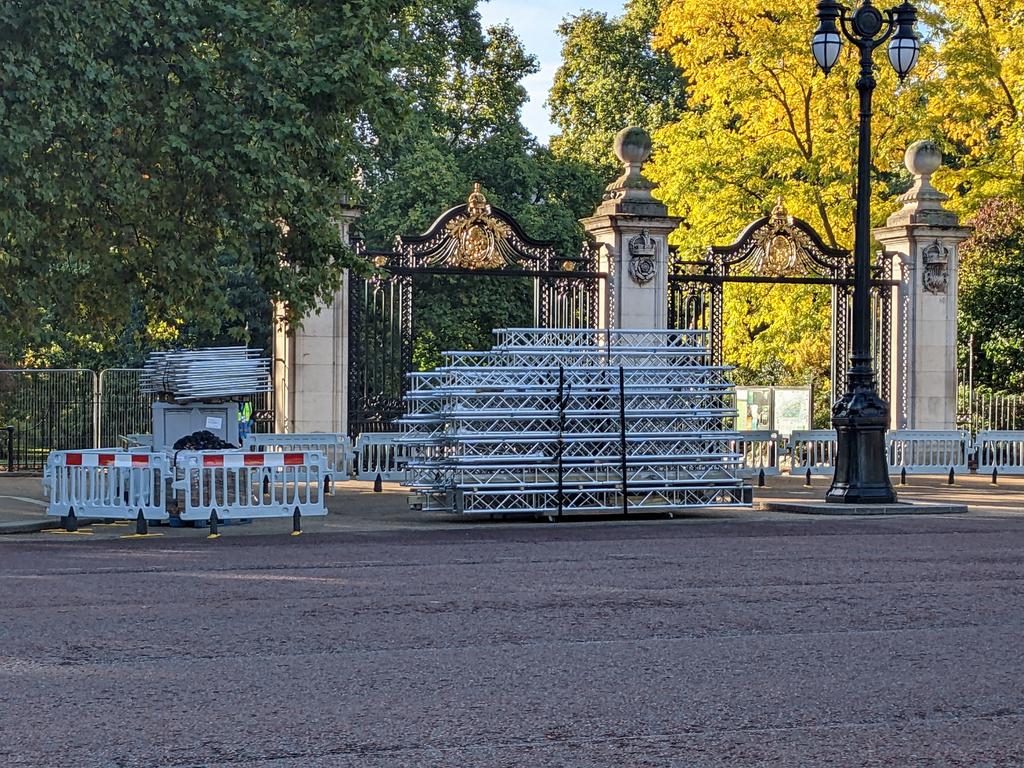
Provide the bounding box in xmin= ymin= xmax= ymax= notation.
xmin=237 ymin=401 xmax=253 ymax=443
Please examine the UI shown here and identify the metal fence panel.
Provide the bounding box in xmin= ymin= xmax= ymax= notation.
xmin=0 ymin=370 xmax=96 ymax=472
xmin=98 ymin=369 xmax=153 ymax=450
xmin=957 ymin=381 xmax=1024 ymax=432
xmin=0 ymin=366 xmax=276 ymax=474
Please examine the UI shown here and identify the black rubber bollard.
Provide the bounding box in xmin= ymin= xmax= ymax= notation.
xmin=757 ymin=468 xmax=765 ymax=487
xmin=291 ymin=507 xmax=302 ymax=536
xmin=262 ymin=475 xmax=270 ymax=497
xmin=208 ymin=510 xmax=220 ymax=538
xmin=992 ymin=466 xmax=999 ymax=485
xmin=804 ymin=468 xmax=812 ymax=487
xmin=900 ymin=467 xmax=907 ymax=485
xmin=947 ymin=467 xmax=955 ymax=485
xmin=135 ymin=510 xmax=148 ymax=536
xmin=64 ymin=507 xmax=78 ymax=533
xmin=325 ymin=475 xmax=333 ymax=495
xmin=373 ymin=472 xmax=383 ymax=493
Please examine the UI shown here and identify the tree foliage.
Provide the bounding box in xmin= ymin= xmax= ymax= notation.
xmin=542 ymin=0 xmax=1023 ymax=393
xmin=929 ymin=0 xmax=1024 ymax=215
xmin=549 ymin=0 xmax=687 ymax=171
xmin=0 ymin=0 xmax=407 ymax=363
xmin=649 ymin=0 xmax=931 ymax=257
xmin=958 ymin=198 xmax=1024 ymax=390
xmin=723 ymin=284 xmax=832 ymax=383
xmin=358 ymin=21 xmax=605 ymax=369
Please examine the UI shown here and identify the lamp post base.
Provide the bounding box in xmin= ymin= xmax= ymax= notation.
xmin=826 ymin=388 xmax=897 ymax=504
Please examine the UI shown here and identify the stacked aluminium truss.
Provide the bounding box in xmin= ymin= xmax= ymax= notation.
xmin=140 ymin=347 xmax=272 ymax=402
xmin=400 ymin=329 xmax=750 ymax=517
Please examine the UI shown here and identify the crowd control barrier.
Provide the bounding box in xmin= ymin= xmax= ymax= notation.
xmin=886 ymin=429 xmax=970 ymax=475
xmin=244 ymin=433 xmax=353 ymax=490
xmin=975 ymin=430 xmax=1024 ymax=475
xmin=788 ymin=430 xmax=837 ymax=475
xmin=732 ymin=431 xmax=781 ymax=477
xmin=173 ymin=450 xmax=328 ymax=521
xmin=45 ymin=450 xmax=171 ymax=522
xmin=354 ymin=432 xmax=413 ymax=482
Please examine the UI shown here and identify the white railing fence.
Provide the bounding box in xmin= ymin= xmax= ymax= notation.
xmin=354 ymin=432 xmax=415 ymax=482
xmin=731 ymin=430 xmax=782 ymax=477
xmin=788 ymin=430 xmax=837 ymax=475
xmin=885 ymin=430 xmax=970 ymax=475
xmin=975 ymin=430 xmax=1024 ymax=475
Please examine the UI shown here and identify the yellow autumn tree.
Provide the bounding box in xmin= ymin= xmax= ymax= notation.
xmin=650 ymin=0 xmax=932 ymax=255
xmin=548 ymin=0 xmax=1022 ymax=407
xmin=646 ymin=0 xmax=937 ymax=402
xmin=929 ymin=0 xmax=1024 ymax=214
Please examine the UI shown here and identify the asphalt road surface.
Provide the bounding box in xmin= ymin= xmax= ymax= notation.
xmin=2 ymin=514 xmax=1023 ymax=767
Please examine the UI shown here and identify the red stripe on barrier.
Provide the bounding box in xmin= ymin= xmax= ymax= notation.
xmin=131 ymin=454 xmax=150 ymax=467
xmin=203 ymin=455 xmax=225 ymax=467
xmin=98 ymin=453 xmax=116 ymax=466
xmin=65 ymin=454 xmax=83 ymax=466
xmin=244 ymin=454 xmax=264 ymax=466
xmin=283 ymin=453 xmax=305 ymax=465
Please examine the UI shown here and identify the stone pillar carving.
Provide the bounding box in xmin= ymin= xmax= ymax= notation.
xmin=272 ymin=206 xmax=360 ymax=433
xmin=580 ymin=127 xmax=681 ymax=329
xmin=873 ymin=141 xmax=970 ymax=430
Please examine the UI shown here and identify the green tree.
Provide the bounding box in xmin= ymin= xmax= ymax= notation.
xmin=549 ymin=0 xmax=687 ymax=171
xmin=959 ymin=198 xmax=1024 ymax=390
xmin=0 ymin=0 xmax=407 ymax=363
xmin=358 ymin=22 xmax=605 ymax=369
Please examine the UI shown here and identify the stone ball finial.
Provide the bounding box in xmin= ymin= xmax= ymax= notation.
xmin=889 ymin=139 xmax=954 ymax=225
xmin=905 ymin=140 xmax=942 ymax=177
xmin=614 ymin=127 xmax=652 ymax=166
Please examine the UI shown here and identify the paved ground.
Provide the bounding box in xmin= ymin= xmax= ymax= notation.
xmin=2 ymin=472 xmax=1024 ymax=539
xmin=1 ymin=474 xmax=1023 ymax=767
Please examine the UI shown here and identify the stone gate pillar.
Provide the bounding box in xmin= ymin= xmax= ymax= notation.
xmin=873 ymin=141 xmax=970 ymax=430
xmin=272 ymin=205 xmax=360 ymax=434
xmin=581 ymin=127 xmax=680 ymax=329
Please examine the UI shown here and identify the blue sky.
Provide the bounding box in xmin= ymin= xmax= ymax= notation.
xmin=478 ymin=0 xmax=628 ymax=143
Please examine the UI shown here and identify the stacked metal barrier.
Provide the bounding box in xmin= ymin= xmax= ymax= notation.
xmin=140 ymin=347 xmax=271 ymax=401
xmin=400 ymin=328 xmax=750 ymax=517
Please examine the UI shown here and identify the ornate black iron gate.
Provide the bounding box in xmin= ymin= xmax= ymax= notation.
xmin=668 ymin=202 xmax=894 ymax=398
xmin=348 ymin=185 xmax=606 ymax=435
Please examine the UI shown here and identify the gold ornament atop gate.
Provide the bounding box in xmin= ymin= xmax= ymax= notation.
xmin=444 ymin=183 xmax=512 ymax=269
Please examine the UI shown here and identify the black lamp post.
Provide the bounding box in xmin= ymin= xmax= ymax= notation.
xmin=812 ymin=0 xmax=919 ymax=504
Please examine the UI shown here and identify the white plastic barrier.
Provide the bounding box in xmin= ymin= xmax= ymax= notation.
xmin=732 ymin=430 xmax=781 ymax=477
xmin=788 ymin=430 xmax=837 ymax=475
xmin=45 ymin=450 xmax=170 ymax=522
xmin=354 ymin=432 xmax=414 ymax=482
xmin=886 ymin=429 xmax=970 ymax=475
xmin=244 ymin=433 xmax=353 ymax=488
xmin=174 ymin=450 xmax=328 ymax=521
xmin=976 ymin=430 xmax=1024 ymax=475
